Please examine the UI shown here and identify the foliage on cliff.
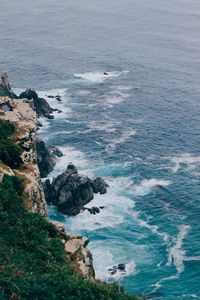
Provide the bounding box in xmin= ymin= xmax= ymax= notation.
xmin=0 ymin=120 xmax=23 ymax=168
xmin=0 ymin=174 xmax=139 ymax=300
xmin=0 ymin=84 xmax=10 ymax=97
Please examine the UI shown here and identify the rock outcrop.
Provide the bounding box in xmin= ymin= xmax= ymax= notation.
xmin=0 ymin=72 xmax=18 ymax=99
xmin=18 ymin=88 xmax=55 ymax=119
xmin=52 ymin=221 xmax=95 ymax=280
xmin=43 ymin=164 xmax=108 ymax=216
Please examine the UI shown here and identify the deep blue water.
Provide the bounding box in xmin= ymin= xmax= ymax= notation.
xmin=1 ymin=1 xmax=200 ymax=299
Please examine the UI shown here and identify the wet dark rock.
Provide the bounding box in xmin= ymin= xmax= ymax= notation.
xmin=87 ymin=207 xmax=100 ymax=215
xmin=108 ymin=264 xmax=126 ymax=275
xmin=47 ymin=95 xmax=55 ymax=98
xmin=36 ymin=139 xmax=55 ymax=178
xmin=67 ymin=163 xmax=78 ymax=175
xmin=19 ymin=88 xmax=54 ymax=119
xmin=85 ymin=206 xmax=105 ymax=215
xmin=91 ymin=177 xmax=108 ymax=194
xmin=55 ymin=95 xmax=62 ymax=102
xmin=49 ymin=146 xmax=63 ymax=158
xmin=43 ymin=164 xmax=108 ymax=216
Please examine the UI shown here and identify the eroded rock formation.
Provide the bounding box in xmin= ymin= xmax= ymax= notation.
xmin=43 ymin=164 xmax=108 ymax=216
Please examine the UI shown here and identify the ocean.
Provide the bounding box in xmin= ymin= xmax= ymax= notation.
xmin=1 ymin=0 xmax=200 ymax=299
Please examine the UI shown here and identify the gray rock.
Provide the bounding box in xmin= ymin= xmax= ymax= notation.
xmin=91 ymin=177 xmax=108 ymax=194
xmin=43 ymin=165 xmax=108 ymax=216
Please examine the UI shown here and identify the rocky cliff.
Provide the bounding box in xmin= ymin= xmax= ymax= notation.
xmin=0 ymin=96 xmax=95 ymax=280
xmin=0 ymin=96 xmax=47 ymax=217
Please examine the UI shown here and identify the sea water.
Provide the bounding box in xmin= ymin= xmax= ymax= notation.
xmin=1 ymin=0 xmax=200 ymax=299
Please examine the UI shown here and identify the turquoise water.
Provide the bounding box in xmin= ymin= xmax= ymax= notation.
xmin=37 ymin=69 xmax=200 ymax=299
xmin=1 ymin=0 xmax=200 ymax=298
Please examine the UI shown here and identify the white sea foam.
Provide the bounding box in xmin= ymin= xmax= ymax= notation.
xmin=47 ymin=146 xmax=93 ymax=180
xmin=131 ymin=211 xmax=169 ymax=242
xmin=74 ymin=70 xmax=129 ymax=83
xmin=132 ymin=179 xmax=172 ymax=196
xmin=75 ymin=90 xmax=92 ymax=96
xmin=67 ymin=176 xmax=134 ymax=231
xmin=106 ymin=130 xmax=137 ymax=153
xmin=87 ymin=121 xmax=118 ymax=133
xmin=88 ymin=242 xmax=136 ymax=281
xmin=167 ymin=225 xmax=191 ymax=274
xmin=170 ymin=153 xmax=200 ymax=173
xmin=37 ymin=89 xmax=73 ymax=118
xmin=151 ymin=225 xmax=191 ymax=293
xmin=138 ymin=220 xmax=169 ymax=242
xmin=105 ymin=90 xmax=130 ymax=105
xmin=38 ymin=88 xmax=67 ymax=100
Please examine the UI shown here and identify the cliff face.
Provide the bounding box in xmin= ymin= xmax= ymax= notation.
xmin=0 ymin=96 xmax=47 ymax=217
xmin=0 ymin=96 xmax=95 ymax=280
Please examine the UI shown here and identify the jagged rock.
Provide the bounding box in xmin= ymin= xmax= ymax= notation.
xmin=91 ymin=177 xmax=108 ymax=194
xmin=51 ymin=221 xmax=95 ymax=280
xmin=55 ymin=95 xmax=62 ymax=102
xmin=0 ymin=72 xmax=18 ymax=99
xmin=43 ymin=165 xmax=108 ymax=216
xmin=36 ymin=139 xmax=55 ymax=178
xmin=49 ymin=146 xmax=63 ymax=158
xmin=67 ymin=163 xmax=78 ymax=175
xmin=19 ymin=88 xmax=54 ymax=119
xmin=108 ymin=264 xmax=126 ymax=275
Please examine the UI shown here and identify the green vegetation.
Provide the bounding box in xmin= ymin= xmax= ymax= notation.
xmin=0 ymin=120 xmax=23 ymax=168
xmin=0 ymin=84 xmax=18 ymax=99
xmin=0 ymin=174 xmax=139 ymax=300
xmin=0 ymin=84 xmax=10 ymax=97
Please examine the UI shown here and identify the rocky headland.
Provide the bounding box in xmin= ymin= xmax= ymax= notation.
xmin=0 ymin=73 xmax=140 ymax=299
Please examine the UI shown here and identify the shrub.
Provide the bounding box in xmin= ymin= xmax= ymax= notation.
xmin=0 ymin=120 xmax=23 ymax=168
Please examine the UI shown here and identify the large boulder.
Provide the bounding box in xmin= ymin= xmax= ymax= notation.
xmin=43 ymin=164 xmax=108 ymax=216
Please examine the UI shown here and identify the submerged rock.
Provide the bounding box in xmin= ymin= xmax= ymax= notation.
xmin=43 ymin=164 xmax=108 ymax=216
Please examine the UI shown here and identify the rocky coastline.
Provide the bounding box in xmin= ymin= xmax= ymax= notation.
xmin=0 ymin=75 xmax=109 ymax=281
xmin=0 ymin=74 xmax=141 ymax=299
